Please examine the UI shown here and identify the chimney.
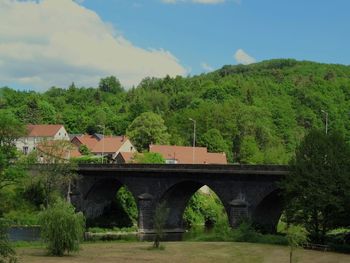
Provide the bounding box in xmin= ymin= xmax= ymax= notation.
xmin=121 ymin=135 xmax=125 ymax=142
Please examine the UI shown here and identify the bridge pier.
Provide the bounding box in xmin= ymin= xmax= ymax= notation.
xmin=229 ymin=198 xmax=249 ymax=227
xmin=137 ymin=193 xmax=155 ymax=233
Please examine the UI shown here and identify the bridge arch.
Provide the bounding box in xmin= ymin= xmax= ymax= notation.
xmin=252 ymin=189 xmax=283 ymax=233
xmin=81 ymin=177 xmax=138 ymax=224
xmin=159 ymin=180 xmax=230 ymax=231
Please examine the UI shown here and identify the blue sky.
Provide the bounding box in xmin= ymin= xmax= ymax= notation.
xmin=0 ymin=0 xmax=349 ymax=90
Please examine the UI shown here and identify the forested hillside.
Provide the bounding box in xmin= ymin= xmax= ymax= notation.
xmin=1 ymin=59 xmax=349 ymax=164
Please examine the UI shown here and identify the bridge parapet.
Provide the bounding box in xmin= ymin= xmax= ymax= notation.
xmin=77 ymin=163 xmax=289 ymax=176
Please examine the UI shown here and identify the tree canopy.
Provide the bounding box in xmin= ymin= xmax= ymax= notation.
xmin=0 ymin=110 xmax=26 ymax=192
xmin=1 ymin=59 xmax=350 ymax=163
xmin=127 ymin=112 xmax=170 ymax=151
xmin=281 ymin=129 xmax=350 ymax=243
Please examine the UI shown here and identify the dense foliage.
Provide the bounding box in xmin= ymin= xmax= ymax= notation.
xmin=1 ymin=59 xmax=349 ymax=163
xmin=0 ymin=110 xmax=25 ymax=193
xmin=127 ymin=112 xmax=170 ymax=151
xmin=39 ymin=200 xmax=85 ymax=256
xmin=183 ymin=190 xmax=228 ymax=228
xmin=281 ymin=129 xmax=350 ymax=243
xmin=0 ymin=219 xmax=16 ymax=263
xmin=133 ymin=152 xmax=165 ymax=164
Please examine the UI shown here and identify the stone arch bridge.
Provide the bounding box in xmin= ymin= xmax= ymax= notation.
xmin=71 ymin=164 xmax=289 ymax=234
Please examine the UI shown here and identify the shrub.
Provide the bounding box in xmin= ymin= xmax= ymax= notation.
xmin=233 ymin=221 xmax=260 ymax=242
xmin=0 ymin=219 xmax=17 ymax=263
xmin=39 ymin=200 xmax=85 ymax=256
xmin=153 ymin=202 xmax=169 ymax=248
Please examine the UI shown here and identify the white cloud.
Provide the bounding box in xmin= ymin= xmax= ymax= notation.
xmin=0 ymin=0 xmax=186 ymax=90
xmin=161 ymin=0 xmax=240 ymax=4
xmin=201 ymin=62 xmax=214 ymax=72
xmin=234 ymin=49 xmax=256 ymax=65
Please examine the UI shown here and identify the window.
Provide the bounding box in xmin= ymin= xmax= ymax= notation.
xmin=23 ymin=146 xmax=29 ymax=155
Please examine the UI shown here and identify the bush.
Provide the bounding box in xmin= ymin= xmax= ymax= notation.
xmin=231 ymin=221 xmax=288 ymax=245
xmin=39 ymin=200 xmax=85 ymax=256
xmin=232 ymin=221 xmax=260 ymax=242
xmin=71 ymin=156 xmax=106 ymax=164
xmin=0 ymin=219 xmax=17 ymax=263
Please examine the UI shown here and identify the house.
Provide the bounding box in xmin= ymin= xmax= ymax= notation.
xmin=91 ymin=136 xmax=136 ymax=161
xmin=149 ymin=144 xmax=227 ymax=164
xmin=71 ymin=134 xmax=100 ymax=151
xmin=71 ymin=134 xmax=136 ymax=162
xmin=16 ymin=124 xmax=70 ymax=155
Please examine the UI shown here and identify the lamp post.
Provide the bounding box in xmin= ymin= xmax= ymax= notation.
xmin=97 ymin=124 xmax=105 ymax=164
xmin=189 ymin=118 xmax=196 ymax=164
xmin=321 ymin=110 xmax=328 ymax=135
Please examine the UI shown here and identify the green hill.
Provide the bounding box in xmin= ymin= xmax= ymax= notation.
xmin=1 ymin=59 xmax=350 ymax=163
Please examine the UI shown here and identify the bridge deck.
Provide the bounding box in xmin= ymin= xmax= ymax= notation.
xmin=77 ymin=164 xmax=289 ymax=175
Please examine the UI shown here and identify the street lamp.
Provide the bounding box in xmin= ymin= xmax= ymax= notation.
xmin=97 ymin=124 xmax=105 ymax=164
xmin=321 ymin=110 xmax=328 ymax=135
xmin=189 ymin=118 xmax=196 ymax=164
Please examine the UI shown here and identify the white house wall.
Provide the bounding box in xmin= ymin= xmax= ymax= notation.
xmin=112 ymin=139 xmax=137 ymax=159
xmin=53 ymin=126 xmax=70 ymax=140
xmin=15 ymin=126 xmax=69 ymax=155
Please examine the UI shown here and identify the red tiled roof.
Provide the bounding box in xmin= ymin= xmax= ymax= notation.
xmin=149 ymin=144 xmax=226 ymax=164
xmin=71 ymin=134 xmax=99 ymax=150
xmin=91 ymin=136 xmax=128 ymax=154
xmin=70 ymin=148 xmax=82 ymax=158
xmin=27 ymin=124 xmax=64 ymax=137
xmin=205 ymin=152 xmax=227 ymax=164
xmin=118 ymin=152 xmax=135 ymax=163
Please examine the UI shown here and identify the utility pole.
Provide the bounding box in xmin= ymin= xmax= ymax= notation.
xmin=189 ymin=118 xmax=196 ymax=164
xmin=321 ymin=110 xmax=328 ymax=135
xmin=97 ymin=124 xmax=105 ymax=163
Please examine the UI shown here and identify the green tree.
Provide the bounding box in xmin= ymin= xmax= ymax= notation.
xmin=127 ymin=112 xmax=170 ymax=151
xmin=281 ymin=129 xmax=350 ymax=243
xmin=32 ymin=140 xmax=78 ymax=207
xmin=239 ymin=136 xmax=264 ymax=164
xmin=0 ymin=110 xmax=25 ymax=192
xmin=198 ymin=128 xmax=230 ymax=155
xmin=133 ymin=152 xmax=165 ymax=164
xmin=39 ymin=200 xmax=85 ymax=256
xmin=286 ymin=225 xmax=308 ymax=263
xmin=99 ymin=76 xmax=123 ymax=94
xmin=78 ymin=144 xmax=91 ymax=156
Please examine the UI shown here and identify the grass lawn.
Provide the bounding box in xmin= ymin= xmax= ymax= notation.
xmin=16 ymin=241 xmax=350 ymax=263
